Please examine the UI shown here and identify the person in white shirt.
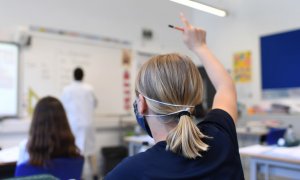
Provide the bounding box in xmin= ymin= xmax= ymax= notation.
xmin=61 ymin=67 xmax=98 ymax=180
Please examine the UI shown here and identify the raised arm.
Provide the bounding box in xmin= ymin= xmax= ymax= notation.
xmin=180 ymin=14 xmax=237 ymax=122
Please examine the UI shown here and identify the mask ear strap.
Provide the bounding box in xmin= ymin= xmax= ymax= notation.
xmin=144 ymin=108 xmax=192 ymax=117
xmin=141 ymin=93 xmax=194 ymax=108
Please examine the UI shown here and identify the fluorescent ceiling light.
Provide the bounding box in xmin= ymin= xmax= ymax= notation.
xmin=170 ymin=0 xmax=227 ymax=17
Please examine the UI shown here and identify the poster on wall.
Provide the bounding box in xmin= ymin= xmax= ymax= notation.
xmin=233 ymin=51 xmax=253 ymax=100
xmin=233 ymin=51 xmax=252 ymax=83
xmin=122 ymin=49 xmax=132 ymax=112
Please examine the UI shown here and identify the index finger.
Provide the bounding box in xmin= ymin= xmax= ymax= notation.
xmin=180 ymin=13 xmax=192 ymax=28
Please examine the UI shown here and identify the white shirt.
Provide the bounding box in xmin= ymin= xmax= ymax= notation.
xmin=61 ymin=81 xmax=97 ymax=155
xmin=61 ymin=81 xmax=97 ymax=128
xmin=17 ymin=139 xmax=29 ymax=165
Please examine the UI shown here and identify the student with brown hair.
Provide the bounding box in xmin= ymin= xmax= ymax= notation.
xmin=106 ymin=14 xmax=244 ymax=179
xmin=15 ymin=96 xmax=83 ymax=179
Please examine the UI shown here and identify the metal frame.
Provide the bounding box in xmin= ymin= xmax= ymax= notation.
xmin=250 ymin=157 xmax=300 ymax=180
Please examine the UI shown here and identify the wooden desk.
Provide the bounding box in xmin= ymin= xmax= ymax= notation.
xmin=240 ymin=145 xmax=300 ymax=180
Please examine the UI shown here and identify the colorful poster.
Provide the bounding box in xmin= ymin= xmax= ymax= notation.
xmin=122 ymin=49 xmax=132 ymax=112
xmin=233 ymin=51 xmax=252 ymax=83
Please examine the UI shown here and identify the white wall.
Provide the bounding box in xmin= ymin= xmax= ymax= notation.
xmin=0 ymin=0 xmax=196 ymax=55
xmin=2 ymin=0 xmax=300 ymax=104
xmin=192 ymin=0 xmax=300 ymax=105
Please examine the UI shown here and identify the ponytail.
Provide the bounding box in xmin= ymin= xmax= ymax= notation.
xmin=166 ymin=115 xmax=208 ymax=159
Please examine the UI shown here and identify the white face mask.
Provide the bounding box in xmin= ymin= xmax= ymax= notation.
xmin=139 ymin=92 xmax=194 ymax=117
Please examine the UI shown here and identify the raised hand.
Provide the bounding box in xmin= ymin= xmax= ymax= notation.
xmin=180 ymin=13 xmax=207 ymax=51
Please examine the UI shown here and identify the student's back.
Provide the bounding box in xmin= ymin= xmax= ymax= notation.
xmin=62 ymin=81 xmax=96 ymax=127
xmin=15 ymin=96 xmax=83 ymax=179
xmin=106 ymin=110 xmax=243 ymax=179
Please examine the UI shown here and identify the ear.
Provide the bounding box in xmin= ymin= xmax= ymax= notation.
xmin=138 ymin=94 xmax=148 ymax=115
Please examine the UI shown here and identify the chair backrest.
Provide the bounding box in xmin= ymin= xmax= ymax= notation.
xmin=101 ymin=146 xmax=128 ymax=176
xmin=266 ymin=128 xmax=286 ymax=145
xmin=15 ymin=157 xmax=84 ymax=179
xmin=8 ymin=174 xmax=58 ymax=180
xmin=0 ymin=162 xmax=16 ymax=179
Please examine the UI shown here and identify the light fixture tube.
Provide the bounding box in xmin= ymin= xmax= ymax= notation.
xmin=170 ymin=0 xmax=227 ymax=17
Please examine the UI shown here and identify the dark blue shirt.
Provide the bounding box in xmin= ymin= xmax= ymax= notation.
xmin=105 ymin=109 xmax=244 ymax=180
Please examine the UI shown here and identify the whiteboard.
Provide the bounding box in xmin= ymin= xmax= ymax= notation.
xmin=22 ymin=35 xmax=132 ymax=116
xmin=0 ymin=42 xmax=19 ymax=117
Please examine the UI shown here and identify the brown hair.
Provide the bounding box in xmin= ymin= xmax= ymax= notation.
xmin=27 ymin=96 xmax=80 ymax=166
xmin=135 ymin=53 xmax=208 ymax=159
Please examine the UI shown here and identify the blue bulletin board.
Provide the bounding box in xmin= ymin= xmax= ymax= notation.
xmin=261 ymin=29 xmax=300 ymax=90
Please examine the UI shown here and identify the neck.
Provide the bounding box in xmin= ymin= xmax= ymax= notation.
xmin=147 ymin=117 xmax=177 ymax=143
xmin=153 ymin=132 xmax=168 ymax=143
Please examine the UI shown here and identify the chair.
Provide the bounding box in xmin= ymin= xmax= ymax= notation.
xmin=0 ymin=162 xmax=16 ymax=179
xmin=101 ymin=146 xmax=128 ymax=176
xmin=8 ymin=174 xmax=58 ymax=180
xmin=266 ymin=128 xmax=286 ymax=145
xmin=14 ymin=157 xmax=84 ymax=180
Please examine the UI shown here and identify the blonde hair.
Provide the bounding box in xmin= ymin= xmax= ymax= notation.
xmin=135 ymin=53 xmax=208 ymax=159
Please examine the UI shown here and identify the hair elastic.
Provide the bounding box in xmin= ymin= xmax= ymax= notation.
xmin=144 ymin=108 xmax=191 ymax=117
xmin=178 ymin=111 xmax=191 ymax=118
